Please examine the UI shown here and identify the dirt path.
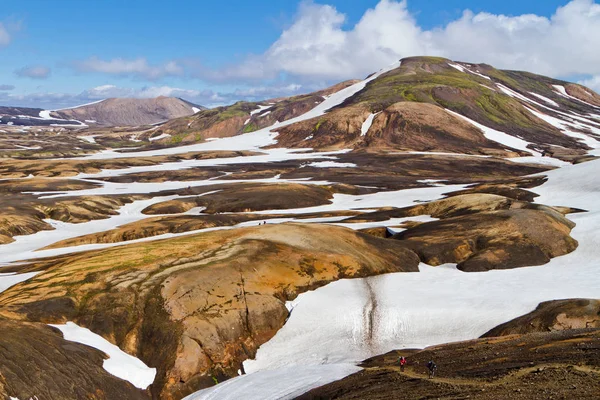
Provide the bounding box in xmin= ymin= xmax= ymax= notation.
xmin=377 ymin=363 xmax=600 ymax=387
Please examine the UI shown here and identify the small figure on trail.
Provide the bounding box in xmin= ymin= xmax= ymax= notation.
xmin=398 ymin=356 xmax=407 ymax=372
xmin=426 ymin=360 xmax=437 ymax=378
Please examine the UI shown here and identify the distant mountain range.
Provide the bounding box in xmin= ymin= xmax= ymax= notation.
xmin=0 ymin=97 xmax=205 ymax=127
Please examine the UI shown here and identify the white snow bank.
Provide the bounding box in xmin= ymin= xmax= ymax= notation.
xmin=360 ymin=113 xmax=378 ymax=136
xmin=445 ymin=109 xmax=540 ymax=156
xmin=0 ymin=272 xmax=39 ymax=293
xmin=77 ymin=135 xmax=97 ymax=144
xmin=50 ymin=322 xmax=156 ymax=389
xmin=448 ymin=63 xmax=491 ymax=80
xmin=184 ymin=364 xmax=360 ymax=400
xmin=525 ymin=107 xmax=600 ymax=150
xmin=149 ymin=133 xmax=171 ymax=142
xmin=39 ymin=110 xmax=52 ymax=119
xmin=192 ymin=107 xmax=201 ymax=114
xmin=250 ymin=104 xmax=272 ymax=116
xmin=505 ymin=155 xmax=570 ymax=168
xmin=528 ymin=92 xmax=559 ymax=107
xmin=304 ymin=161 xmax=357 ymax=168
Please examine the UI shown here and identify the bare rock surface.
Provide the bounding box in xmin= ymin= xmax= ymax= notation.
xmin=484 ymin=299 xmax=600 ymax=336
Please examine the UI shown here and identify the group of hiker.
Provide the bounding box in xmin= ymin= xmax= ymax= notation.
xmin=397 ymin=355 xmax=437 ymax=378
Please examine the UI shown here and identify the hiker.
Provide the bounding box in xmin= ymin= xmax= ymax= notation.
xmin=426 ymin=360 xmax=437 ymax=378
xmin=398 ymin=356 xmax=407 ymax=372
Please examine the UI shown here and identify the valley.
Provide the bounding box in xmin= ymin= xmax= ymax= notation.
xmin=1 ymin=56 xmax=599 ymax=400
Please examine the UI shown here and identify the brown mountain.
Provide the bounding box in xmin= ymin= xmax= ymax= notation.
xmin=51 ymin=96 xmax=205 ymax=126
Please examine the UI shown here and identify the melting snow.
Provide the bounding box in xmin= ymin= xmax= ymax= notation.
xmin=445 ymin=109 xmax=540 ymax=156
xmin=528 ymin=92 xmax=559 ymax=107
xmin=0 ymin=272 xmax=39 ymax=293
xmin=50 ymin=322 xmax=156 ymax=389
xmin=360 ymin=113 xmax=378 ymax=136
xmin=304 ymin=161 xmax=357 ymax=168
xmin=149 ymin=133 xmax=171 ymax=142
xmin=77 ymin=135 xmax=97 ymax=144
xmin=250 ymin=105 xmax=272 ymax=116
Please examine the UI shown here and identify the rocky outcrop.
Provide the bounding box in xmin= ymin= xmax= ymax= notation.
xmin=0 ymin=224 xmax=419 ymax=399
xmin=0 ymin=318 xmax=148 ymax=400
xmin=483 ymin=299 xmax=600 ymax=337
xmin=393 ymin=204 xmax=578 ymax=271
xmin=565 ymin=83 xmax=600 ymax=107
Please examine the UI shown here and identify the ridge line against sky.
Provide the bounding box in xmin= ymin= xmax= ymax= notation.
xmin=1 ymin=0 xmax=599 ymax=109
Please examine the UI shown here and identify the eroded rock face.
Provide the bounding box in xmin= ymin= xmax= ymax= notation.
xmin=0 ymin=318 xmax=149 ymax=400
xmin=0 ymin=223 xmax=419 ymax=399
xmin=483 ymin=299 xmax=600 ymax=337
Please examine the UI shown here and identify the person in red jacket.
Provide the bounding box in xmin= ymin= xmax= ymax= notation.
xmin=398 ymin=356 xmax=407 ymax=372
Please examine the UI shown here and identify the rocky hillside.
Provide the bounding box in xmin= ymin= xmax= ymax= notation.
xmin=298 ymin=327 xmax=600 ymax=400
xmin=275 ymin=56 xmax=600 ymax=156
xmin=145 ymin=80 xmax=359 ymax=144
xmin=50 ymin=97 xmax=205 ymax=126
xmin=147 ymin=56 xmax=600 ymax=163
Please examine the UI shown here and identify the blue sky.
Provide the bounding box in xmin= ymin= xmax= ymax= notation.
xmin=1 ymin=0 xmax=599 ymax=108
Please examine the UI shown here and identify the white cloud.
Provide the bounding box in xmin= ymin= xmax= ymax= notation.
xmin=579 ymin=75 xmax=600 ymax=92
xmin=189 ymin=0 xmax=600 ymax=87
xmin=0 ymin=23 xmax=10 ymax=46
xmin=15 ymin=65 xmax=51 ymax=79
xmin=0 ymin=84 xmax=15 ymax=91
xmin=75 ymin=57 xmax=184 ymax=80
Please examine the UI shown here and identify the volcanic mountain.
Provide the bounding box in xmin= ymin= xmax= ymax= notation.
xmin=48 ymin=96 xmax=205 ymax=126
xmin=0 ymin=97 xmax=205 ymax=127
xmin=150 ymin=56 xmax=600 ymax=164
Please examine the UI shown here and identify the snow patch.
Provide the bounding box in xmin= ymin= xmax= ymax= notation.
xmin=149 ymin=133 xmax=171 ymax=141
xmin=50 ymin=322 xmax=156 ymax=389
xmin=528 ymin=92 xmax=559 ymax=107
xmin=360 ymin=113 xmax=378 ymax=136
xmin=192 ymin=107 xmax=201 ymax=114
xmin=77 ymin=135 xmax=97 ymax=144
xmin=304 ymin=161 xmax=357 ymax=168
xmin=445 ymin=109 xmax=539 ymax=156
xmin=250 ymin=105 xmax=272 ymax=116
xmin=39 ymin=110 xmax=52 ymax=119
xmin=0 ymin=272 xmax=39 ymax=293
